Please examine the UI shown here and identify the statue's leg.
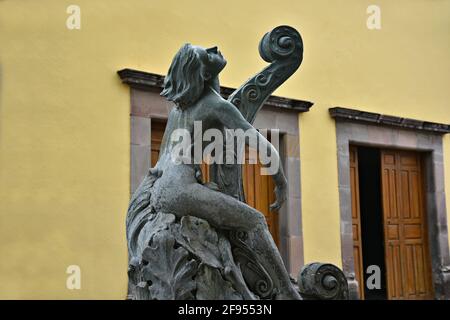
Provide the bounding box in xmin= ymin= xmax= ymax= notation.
xmin=176 ymin=183 xmax=301 ymax=300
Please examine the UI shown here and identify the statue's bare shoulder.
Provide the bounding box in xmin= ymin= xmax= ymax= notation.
xmin=201 ymin=90 xmax=250 ymax=130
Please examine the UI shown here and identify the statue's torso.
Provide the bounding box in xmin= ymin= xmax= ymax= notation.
xmin=155 ymin=89 xmax=223 ymax=172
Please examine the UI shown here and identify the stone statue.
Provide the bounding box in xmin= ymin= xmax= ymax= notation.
xmin=125 ymin=26 xmax=349 ymax=300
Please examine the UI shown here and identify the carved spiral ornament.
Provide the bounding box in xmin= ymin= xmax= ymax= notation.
xmin=231 ymin=97 xmax=241 ymax=107
xmin=297 ymin=263 xmax=349 ymax=300
xmin=255 ymin=279 xmax=272 ymax=298
xmin=229 ymin=230 xmax=275 ymax=299
xmin=235 ymin=230 xmax=248 ymax=242
xmin=258 ymin=25 xmax=303 ymax=63
xmin=255 ymin=73 xmax=271 ymax=87
xmin=242 ymin=84 xmax=260 ymax=102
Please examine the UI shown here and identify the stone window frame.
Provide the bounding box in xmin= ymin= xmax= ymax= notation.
xmin=330 ymin=106 xmax=450 ymax=300
xmin=118 ymin=68 xmax=313 ymax=276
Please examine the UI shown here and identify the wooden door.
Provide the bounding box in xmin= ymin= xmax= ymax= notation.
xmin=150 ymin=119 xmax=279 ymax=246
xmin=381 ymin=150 xmax=433 ymax=299
xmin=242 ymin=147 xmax=279 ymax=246
xmin=150 ymin=120 xmax=166 ymax=167
xmin=349 ymin=146 xmax=365 ymax=299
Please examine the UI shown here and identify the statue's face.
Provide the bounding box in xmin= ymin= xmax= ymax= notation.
xmin=194 ymin=46 xmax=227 ymax=80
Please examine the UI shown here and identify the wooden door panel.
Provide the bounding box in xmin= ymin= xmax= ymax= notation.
xmin=349 ymin=146 xmax=365 ymax=299
xmin=405 ymin=244 xmax=427 ymax=295
xmin=400 ymin=170 xmax=412 ymax=219
xmin=150 ymin=120 xmax=166 ymax=167
xmin=200 ymin=162 xmax=210 ymax=183
xmin=386 ymin=243 xmax=403 ymax=298
xmin=353 ymin=245 xmax=363 ymax=297
xmin=409 ymin=171 xmax=421 ymax=219
xmin=382 ymin=163 xmax=399 ymax=220
xmin=242 ymin=147 xmax=279 ymax=246
xmin=381 ymin=150 xmax=433 ymax=299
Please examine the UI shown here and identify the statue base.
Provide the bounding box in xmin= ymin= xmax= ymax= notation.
xmin=127 ymin=211 xmax=348 ymax=300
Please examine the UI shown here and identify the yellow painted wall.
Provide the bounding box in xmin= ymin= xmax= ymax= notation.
xmin=0 ymin=0 xmax=449 ymax=298
xmin=299 ymin=0 xmax=450 ymax=268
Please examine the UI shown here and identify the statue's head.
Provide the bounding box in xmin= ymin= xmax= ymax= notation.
xmin=161 ymin=43 xmax=227 ymax=109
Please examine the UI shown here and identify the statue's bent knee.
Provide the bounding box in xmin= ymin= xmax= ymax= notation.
xmin=249 ymin=210 xmax=268 ymax=229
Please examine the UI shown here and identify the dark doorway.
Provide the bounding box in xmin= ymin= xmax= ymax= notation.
xmin=357 ymin=146 xmax=387 ymax=299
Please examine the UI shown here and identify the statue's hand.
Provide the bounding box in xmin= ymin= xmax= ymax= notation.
xmin=270 ymin=177 xmax=287 ymax=212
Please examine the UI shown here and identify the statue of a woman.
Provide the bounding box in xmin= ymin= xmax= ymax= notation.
xmin=127 ymin=43 xmax=300 ymax=299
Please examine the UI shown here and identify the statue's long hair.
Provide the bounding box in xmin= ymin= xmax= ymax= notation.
xmin=161 ymin=43 xmax=204 ymax=109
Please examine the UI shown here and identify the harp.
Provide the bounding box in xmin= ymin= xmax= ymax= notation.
xmin=208 ymin=26 xmax=304 ymax=298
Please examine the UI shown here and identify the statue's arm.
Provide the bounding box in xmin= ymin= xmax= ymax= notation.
xmin=216 ymin=101 xmax=288 ymax=210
